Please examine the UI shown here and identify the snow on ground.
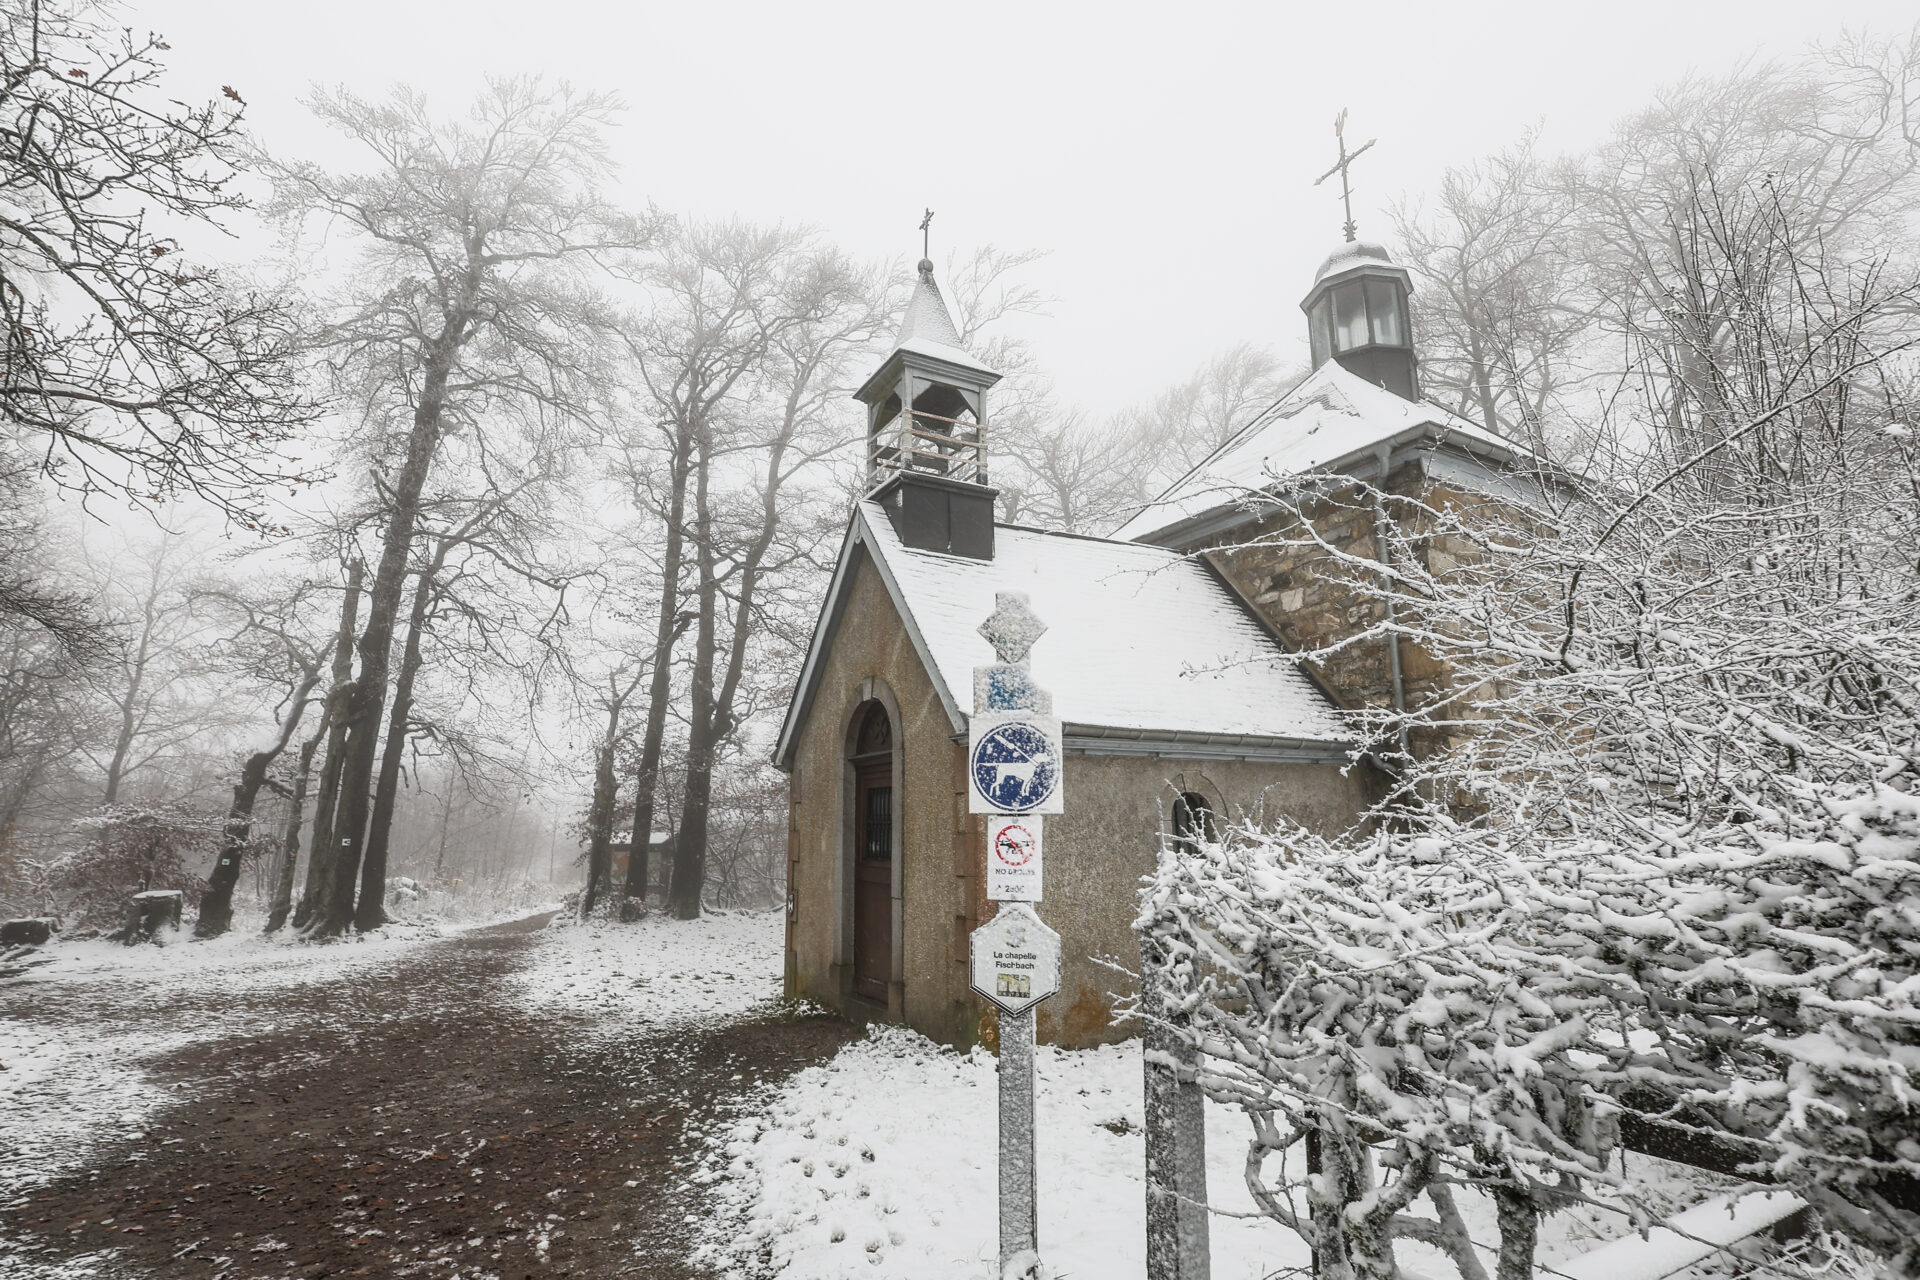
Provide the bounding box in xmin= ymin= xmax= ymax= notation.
xmin=690 ymin=1026 xmax=1303 ymax=1280
xmin=0 ymin=915 xmax=483 ymax=1196
xmin=692 ymin=1026 xmax=1739 ymax=1280
xmin=3 ymin=911 xmax=453 ymax=990
xmin=507 ymin=907 xmax=786 ymax=1034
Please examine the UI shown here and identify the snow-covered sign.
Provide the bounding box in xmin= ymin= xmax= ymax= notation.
xmin=967 ymin=711 xmax=1063 ymax=814
xmin=986 ymin=814 xmax=1043 ymax=902
xmin=969 ymin=903 xmax=1060 ymax=1016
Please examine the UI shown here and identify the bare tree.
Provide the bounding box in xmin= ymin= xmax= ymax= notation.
xmin=81 ymin=529 xmax=239 ymax=805
xmin=288 ymin=557 xmax=363 ymax=931
xmin=1392 ymin=31 xmax=1920 ymax=470
xmin=0 ymin=0 xmax=316 ymax=517
xmin=636 ymin=221 xmax=881 ymax=919
xmin=270 ymin=79 xmax=652 ymax=934
xmin=192 ymin=578 xmax=334 ymax=936
xmin=0 ymin=453 xmax=108 ymax=889
xmin=1391 ymin=141 xmax=1581 ymax=452
xmin=574 ymin=660 xmax=647 ymax=917
xmin=353 ymin=454 xmax=577 ymax=929
xmin=609 ymin=410 xmax=693 ymax=905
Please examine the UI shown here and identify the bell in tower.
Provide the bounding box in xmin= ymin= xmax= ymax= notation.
xmin=854 ymin=228 xmax=1003 ymax=559
xmin=1300 ymin=112 xmax=1420 ymax=401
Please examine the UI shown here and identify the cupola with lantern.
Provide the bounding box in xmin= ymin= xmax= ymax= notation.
xmin=854 ymin=213 xmax=1003 ymax=560
xmin=1299 ymin=113 xmax=1419 ymax=401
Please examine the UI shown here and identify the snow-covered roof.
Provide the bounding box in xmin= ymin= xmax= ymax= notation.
xmin=891 ymin=332 xmax=998 ymax=378
xmin=867 ymin=260 xmax=999 ymax=385
xmin=897 ymin=261 xmax=965 ymax=349
xmin=1110 ymin=362 xmax=1525 ymax=544
xmin=773 ymin=502 xmax=1354 ymax=768
xmin=1307 ymin=240 xmax=1411 ymax=293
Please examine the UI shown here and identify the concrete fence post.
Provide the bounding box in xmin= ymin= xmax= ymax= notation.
xmin=1142 ymin=937 xmax=1211 ymax=1280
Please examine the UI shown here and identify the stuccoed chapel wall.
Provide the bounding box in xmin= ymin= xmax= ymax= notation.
xmin=786 ymin=549 xmax=1381 ymax=1051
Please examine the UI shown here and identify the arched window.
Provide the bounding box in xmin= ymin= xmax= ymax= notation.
xmin=1170 ymin=791 xmax=1216 ymax=854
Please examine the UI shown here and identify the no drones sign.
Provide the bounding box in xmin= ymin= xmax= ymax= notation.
xmin=986 ymin=814 xmax=1043 ymax=902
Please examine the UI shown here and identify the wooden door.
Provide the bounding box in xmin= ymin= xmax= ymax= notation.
xmin=852 ymin=762 xmax=893 ymax=1003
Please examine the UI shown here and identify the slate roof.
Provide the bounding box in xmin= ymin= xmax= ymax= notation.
xmin=1110 ymin=362 xmax=1527 ymax=544
xmin=772 ymin=502 xmax=1354 ymax=769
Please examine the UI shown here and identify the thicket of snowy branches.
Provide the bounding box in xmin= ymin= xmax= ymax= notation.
xmin=1143 ymin=418 xmax=1920 ymax=1276
xmin=1140 ymin=51 xmax=1920 ymax=1277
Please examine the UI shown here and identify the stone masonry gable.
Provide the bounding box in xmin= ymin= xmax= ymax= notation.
xmin=1186 ymin=461 xmax=1551 ymax=766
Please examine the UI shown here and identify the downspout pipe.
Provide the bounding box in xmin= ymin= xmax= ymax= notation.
xmin=1372 ymin=445 xmax=1412 ymax=763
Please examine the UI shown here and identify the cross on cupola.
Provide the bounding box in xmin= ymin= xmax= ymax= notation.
xmin=1313 ymin=108 xmax=1376 ymax=244
xmin=1300 ymin=111 xmax=1421 ymax=402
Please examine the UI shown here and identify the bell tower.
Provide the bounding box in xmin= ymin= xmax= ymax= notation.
xmin=855 ymin=240 xmax=1003 ymax=559
xmin=1301 ymin=112 xmax=1420 ymax=400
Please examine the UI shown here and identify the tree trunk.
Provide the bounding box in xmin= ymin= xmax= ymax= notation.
xmin=0 ymin=750 xmax=51 ymax=858
xmin=669 ymin=452 xmax=719 ymax=921
xmin=318 ymin=305 xmax=472 ymax=935
xmin=264 ymin=728 xmax=322 ymax=933
xmin=293 ymin=559 xmax=365 ymax=930
xmin=578 ymin=700 xmax=624 ymax=919
xmin=354 ymin=567 xmax=434 ymax=931
xmin=101 ymin=619 xmax=151 ymax=805
xmin=195 ymin=670 xmax=321 ymax=937
xmin=670 ymin=414 xmax=787 ymax=920
xmin=434 ymin=782 xmax=454 ymax=876
xmin=630 ymin=820 xmax=648 ymax=903
xmin=1492 ymin=1184 xmax=1538 ymax=1280
xmin=621 ymin=431 xmax=692 ymax=900
xmin=669 ymin=738 xmax=713 ymax=919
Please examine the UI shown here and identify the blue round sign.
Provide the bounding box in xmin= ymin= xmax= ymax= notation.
xmin=970 ymin=721 xmax=1059 ymax=812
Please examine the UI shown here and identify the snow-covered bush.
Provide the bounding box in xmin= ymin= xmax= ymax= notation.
xmin=46 ymin=803 xmax=223 ymax=929
xmin=1143 ymin=221 xmax=1920 ymax=1273
xmin=384 ymin=875 xmax=553 ymax=925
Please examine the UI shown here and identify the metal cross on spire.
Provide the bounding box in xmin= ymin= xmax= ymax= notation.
xmin=1313 ymin=108 xmax=1376 ymax=243
xmin=920 ymin=208 xmax=935 ymax=261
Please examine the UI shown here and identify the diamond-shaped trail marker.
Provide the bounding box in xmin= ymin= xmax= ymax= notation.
xmin=978 ymin=592 xmax=1047 ymax=666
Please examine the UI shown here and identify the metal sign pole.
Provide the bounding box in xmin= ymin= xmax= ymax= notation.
xmin=1000 ymin=1004 xmax=1037 ymax=1265
xmin=968 ymin=592 xmax=1063 ymax=1280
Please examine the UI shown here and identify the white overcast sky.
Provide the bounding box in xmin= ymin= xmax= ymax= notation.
xmin=146 ymin=0 xmax=1917 ymax=417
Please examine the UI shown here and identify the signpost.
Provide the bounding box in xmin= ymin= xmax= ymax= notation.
xmin=968 ymin=592 xmax=1062 ymax=1279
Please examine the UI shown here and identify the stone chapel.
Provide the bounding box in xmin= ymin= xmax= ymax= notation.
xmin=774 ymin=238 xmax=1544 ymax=1050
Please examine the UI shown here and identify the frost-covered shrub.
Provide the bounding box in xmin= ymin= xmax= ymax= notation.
xmin=1144 ymin=304 xmax=1920 ymax=1273
xmin=1143 ymin=828 xmax=1641 ymax=1280
xmin=1144 ymin=770 xmax=1920 ymax=1276
xmin=48 ymin=804 xmax=221 ymax=929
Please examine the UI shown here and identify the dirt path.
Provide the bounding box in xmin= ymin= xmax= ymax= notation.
xmin=0 ymin=915 xmax=855 ymax=1279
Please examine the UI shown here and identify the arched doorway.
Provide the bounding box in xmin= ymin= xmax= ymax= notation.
xmin=848 ymin=701 xmax=895 ymax=1004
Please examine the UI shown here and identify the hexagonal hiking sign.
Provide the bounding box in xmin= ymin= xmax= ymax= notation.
xmin=969 ymin=902 xmax=1061 ymax=1017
